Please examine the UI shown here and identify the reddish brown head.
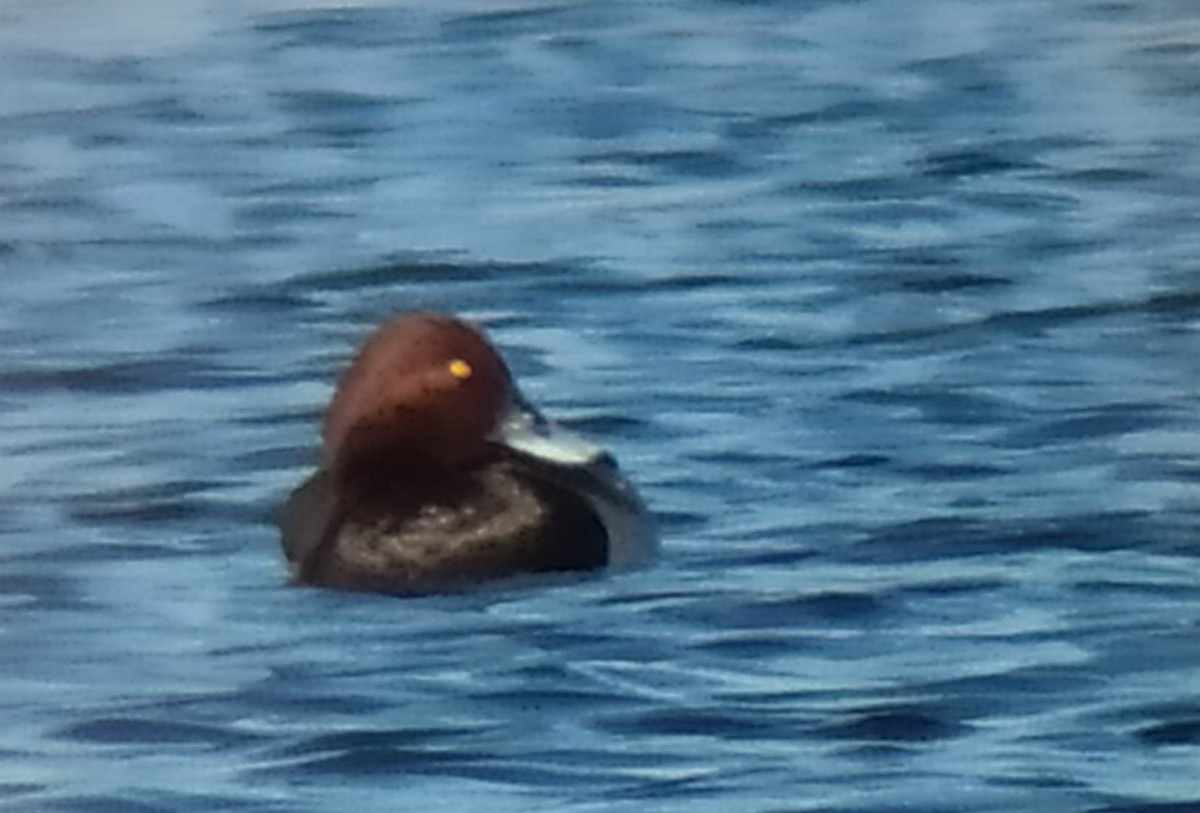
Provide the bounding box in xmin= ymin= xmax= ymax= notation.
xmin=323 ymin=313 xmax=514 ymax=484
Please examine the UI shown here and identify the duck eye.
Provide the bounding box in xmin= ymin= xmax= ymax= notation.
xmin=447 ymin=358 xmax=473 ymax=380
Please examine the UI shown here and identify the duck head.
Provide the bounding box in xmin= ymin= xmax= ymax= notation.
xmin=323 ymin=312 xmax=604 ymax=489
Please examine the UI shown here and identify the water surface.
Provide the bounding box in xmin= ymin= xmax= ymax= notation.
xmin=2 ymin=2 xmax=1200 ymax=811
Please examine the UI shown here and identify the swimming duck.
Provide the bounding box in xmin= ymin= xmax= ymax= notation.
xmin=279 ymin=312 xmax=654 ymax=595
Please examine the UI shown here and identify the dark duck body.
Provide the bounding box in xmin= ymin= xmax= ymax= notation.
xmin=280 ymin=312 xmax=654 ymax=595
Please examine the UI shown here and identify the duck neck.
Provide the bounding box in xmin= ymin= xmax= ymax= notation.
xmin=334 ymin=449 xmax=488 ymax=514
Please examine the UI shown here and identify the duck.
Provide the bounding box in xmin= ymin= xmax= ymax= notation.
xmin=279 ymin=311 xmax=655 ymax=595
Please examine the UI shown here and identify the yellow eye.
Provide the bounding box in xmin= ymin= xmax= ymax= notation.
xmin=447 ymin=358 xmax=472 ymax=379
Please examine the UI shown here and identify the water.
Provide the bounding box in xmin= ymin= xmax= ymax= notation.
xmin=2 ymin=1 xmax=1200 ymax=811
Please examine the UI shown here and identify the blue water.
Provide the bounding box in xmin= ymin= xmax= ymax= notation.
xmin=3 ymin=1 xmax=1200 ymax=811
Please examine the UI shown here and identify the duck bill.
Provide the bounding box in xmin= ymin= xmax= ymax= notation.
xmin=492 ymin=392 xmax=657 ymax=569
xmin=492 ymin=392 xmax=605 ymax=467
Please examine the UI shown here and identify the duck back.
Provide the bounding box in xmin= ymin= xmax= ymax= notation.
xmin=279 ymin=460 xmax=609 ymax=595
